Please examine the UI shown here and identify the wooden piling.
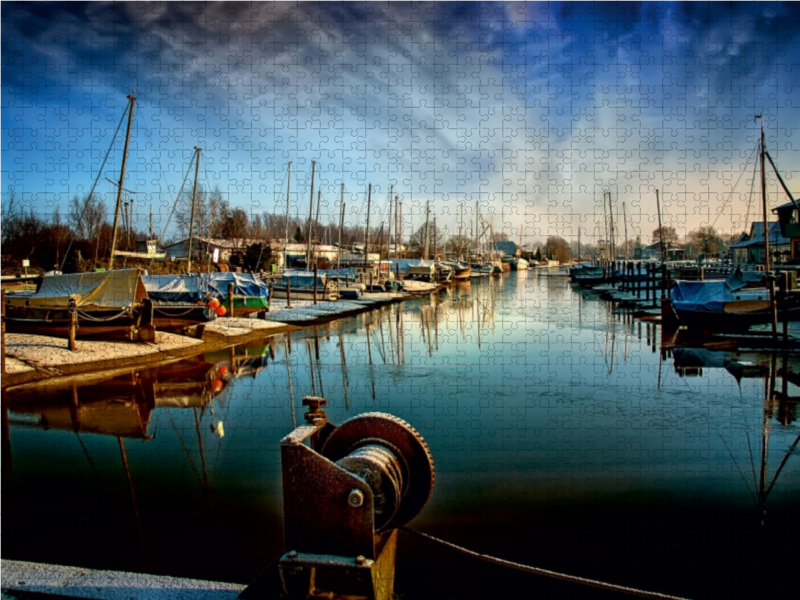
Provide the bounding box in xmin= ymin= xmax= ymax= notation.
xmin=313 ymin=264 xmax=318 ymax=305
xmin=287 ymin=280 xmax=292 ymax=308
xmin=267 ymin=283 xmax=272 ymax=313
xmin=1 ymin=290 xmax=5 ymax=375
xmin=68 ymin=297 xmax=77 ymax=352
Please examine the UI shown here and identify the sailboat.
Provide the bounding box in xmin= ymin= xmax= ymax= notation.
xmin=670 ymin=119 xmax=800 ymax=334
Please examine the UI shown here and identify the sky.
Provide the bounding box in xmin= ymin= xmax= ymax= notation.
xmin=4 ymin=1 xmax=800 ymax=247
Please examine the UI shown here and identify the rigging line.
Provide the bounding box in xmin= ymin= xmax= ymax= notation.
xmin=165 ymin=409 xmax=205 ymax=490
xmin=744 ymin=141 xmax=760 ymax=230
xmin=399 ymin=526 xmax=692 ymax=600
xmin=745 ymin=431 xmax=758 ymax=491
xmin=60 ymin=102 xmax=130 ymax=272
xmin=157 ymin=152 xmax=196 ymax=246
xmin=711 ymin=142 xmax=759 ymax=230
xmin=257 ymin=166 xmax=290 ymax=267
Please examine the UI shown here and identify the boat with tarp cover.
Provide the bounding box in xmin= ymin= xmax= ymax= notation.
xmin=670 ymin=268 xmax=800 ymax=332
xmin=142 ymin=274 xmax=217 ymax=330
xmin=205 ymin=272 xmax=271 ymax=316
xmin=4 ymin=269 xmax=150 ymax=339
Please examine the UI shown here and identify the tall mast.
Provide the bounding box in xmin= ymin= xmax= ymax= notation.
xmin=759 ymin=116 xmax=770 ymax=272
xmin=387 ymin=184 xmax=394 ymax=258
xmin=364 ymin=183 xmax=372 ymax=268
xmin=109 ymin=94 xmax=136 ymax=271
xmin=424 ymin=200 xmax=430 ymax=260
xmin=186 ymin=146 xmax=201 ymax=273
xmin=398 ymin=199 xmax=403 ymax=258
xmin=460 ymin=202 xmax=464 ymax=261
xmin=475 ymin=201 xmax=480 ymax=260
xmin=338 ymin=183 xmax=344 ymax=269
xmin=655 ymin=188 xmax=665 ymax=264
xmin=608 ymin=190 xmax=616 ymax=260
xmin=622 ymin=201 xmax=629 ymax=260
xmin=283 ymin=161 xmax=292 ymax=271
xmin=306 ymin=160 xmax=316 ymax=271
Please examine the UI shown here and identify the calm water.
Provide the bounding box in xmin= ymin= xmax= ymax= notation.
xmin=3 ymin=272 xmax=799 ymax=598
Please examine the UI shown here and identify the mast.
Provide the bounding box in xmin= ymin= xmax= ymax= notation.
xmin=283 ymin=161 xmax=292 ymax=271
xmin=655 ymin=188 xmax=665 ymax=263
xmin=475 ymin=201 xmax=480 ymax=260
xmin=338 ymin=183 xmax=344 ymax=269
xmin=306 ymin=160 xmax=316 ymax=271
xmin=424 ymin=200 xmax=430 ymax=260
xmin=460 ymin=203 xmax=465 ymax=262
xmin=622 ymin=201 xmax=629 ymax=260
xmin=364 ymin=183 xmax=372 ymax=268
xmin=387 ymin=184 xmax=394 ymax=258
xmin=186 ymin=146 xmax=201 ymax=274
xmin=108 ymin=94 xmax=136 ymax=271
xmin=608 ymin=190 xmax=616 ymax=260
xmin=759 ymin=116 xmax=770 ymax=272
xmin=398 ymin=199 xmax=402 ymax=258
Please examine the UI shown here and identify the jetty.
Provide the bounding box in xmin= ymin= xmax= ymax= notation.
xmin=1 ymin=288 xmax=432 ymax=391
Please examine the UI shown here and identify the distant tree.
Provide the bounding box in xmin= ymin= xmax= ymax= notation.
xmin=242 ymin=242 xmax=273 ymax=272
xmin=687 ymin=226 xmax=727 ymax=256
xmin=534 ymin=247 xmax=542 ymax=262
xmin=545 ymin=236 xmax=572 ymax=263
xmin=294 ymin=226 xmax=304 ymax=243
xmin=652 ymin=226 xmax=678 ymax=246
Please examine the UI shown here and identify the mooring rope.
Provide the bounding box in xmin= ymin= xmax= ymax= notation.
xmin=399 ymin=526 xmax=691 ymax=600
xmin=75 ymin=307 xmax=131 ymax=322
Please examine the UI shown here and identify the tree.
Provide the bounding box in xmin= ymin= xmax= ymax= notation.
xmin=534 ymin=247 xmax=542 ymax=262
xmin=69 ymin=194 xmax=107 ymax=265
xmin=242 ymin=242 xmax=273 ymax=272
xmin=687 ymin=226 xmax=727 ymax=256
xmin=652 ymin=226 xmax=678 ymax=246
xmin=545 ymin=236 xmax=572 ymax=263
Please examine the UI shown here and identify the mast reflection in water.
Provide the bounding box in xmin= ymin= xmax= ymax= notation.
xmin=3 ymin=272 xmax=799 ymax=598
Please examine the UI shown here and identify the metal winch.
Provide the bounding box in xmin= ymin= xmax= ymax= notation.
xmin=241 ymin=397 xmax=434 ymax=600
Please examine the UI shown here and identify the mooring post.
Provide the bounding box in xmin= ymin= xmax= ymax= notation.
xmin=1 ymin=290 xmax=5 ymax=375
xmin=228 ymin=283 xmax=234 ymax=317
xmin=313 ymin=264 xmax=318 ymax=305
xmin=68 ymin=297 xmax=77 ymax=352
xmin=267 ymin=283 xmax=272 ymax=313
xmin=287 ymin=280 xmax=292 ymax=308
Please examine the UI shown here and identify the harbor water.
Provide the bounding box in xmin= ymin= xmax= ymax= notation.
xmin=3 ymin=271 xmax=799 ymax=598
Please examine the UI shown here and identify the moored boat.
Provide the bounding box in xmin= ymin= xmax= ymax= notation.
xmin=4 ymin=269 xmax=151 ymax=340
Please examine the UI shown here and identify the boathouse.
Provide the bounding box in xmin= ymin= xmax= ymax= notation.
xmin=772 ymin=201 xmax=800 ymax=262
xmin=729 ymin=221 xmax=789 ymax=265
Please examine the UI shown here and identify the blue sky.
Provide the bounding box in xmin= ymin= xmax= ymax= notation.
xmin=4 ymin=1 xmax=800 ymax=246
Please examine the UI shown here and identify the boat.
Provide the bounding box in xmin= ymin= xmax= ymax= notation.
xmin=405 ymin=260 xmax=437 ymax=282
xmin=400 ymin=280 xmax=438 ymax=294
xmin=270 ymin=270 xmax=338 ymax=302
xmin=3 ymin=269 xmax=152 ymax=340
xmin=670 ymin=268 xmax=800 ymax=332
xmin=205 ymin=272 xmax=271 ymax=316
xmin=142 ymin=274 xmax=217 ymax=330
xmin=511 ymin=258 xmax=529 ymax=271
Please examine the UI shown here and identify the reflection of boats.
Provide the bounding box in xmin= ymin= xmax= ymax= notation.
xmin=4 ymin=269 xmax=151 ymax=340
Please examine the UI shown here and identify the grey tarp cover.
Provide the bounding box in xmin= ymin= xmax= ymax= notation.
xmin=23 ymin=269 xmax=143 ymax=309
xmin=671 ymin=269 xmax=746 ymax=312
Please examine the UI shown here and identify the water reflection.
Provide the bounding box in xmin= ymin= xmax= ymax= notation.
xmin=3 ymin=274 xmax=800 ymax=598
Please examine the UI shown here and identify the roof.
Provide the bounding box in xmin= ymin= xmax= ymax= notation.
xmin=729 ymin=221 xmax=788 ymax=248
xmin=162 ymin=237 xmax=263 ymax=250
xmin=772 ymin=199 xmax=800 ymax=212
xmin=493 ymin=241 xmax=519 ymax=255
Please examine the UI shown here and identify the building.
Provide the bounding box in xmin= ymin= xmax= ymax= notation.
xmin=161 ymin=237 xmax=263 ymax=262
xmin=493 ymin=241 xmax=521 ymax=258
xmin=772 ymin=200 xmax=800 ymax=261
xmin=729 ymin=221 xmax=790 ymax=265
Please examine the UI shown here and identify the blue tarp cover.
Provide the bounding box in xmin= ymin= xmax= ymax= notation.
xmin=143 ymin=274 xmax=210 ymax=304
xmin=206 ymin=273 xmax=270 ymax=300
xmin=282 ymin=270 xmax=327 ymax=289
xmin=672 ymin=269 xmax=746 ymax=312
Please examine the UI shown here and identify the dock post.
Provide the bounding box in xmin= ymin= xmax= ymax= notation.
xmin=267 ymin=283 xmax=272 ymax=313
xmin=68 ymin=297 xmax=77 ymax=352
xmin=313 ymin=264 xmax=318 ymax=305
xmin=228 ymin=283 xmax=234 ymax=318
xmin=287 ymin=280 xmax=292 ymax=308
xmin=636 ymin=262 xmax=642 ymax=298
xmin=1 ymin=290 xmax=5 ymax=375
